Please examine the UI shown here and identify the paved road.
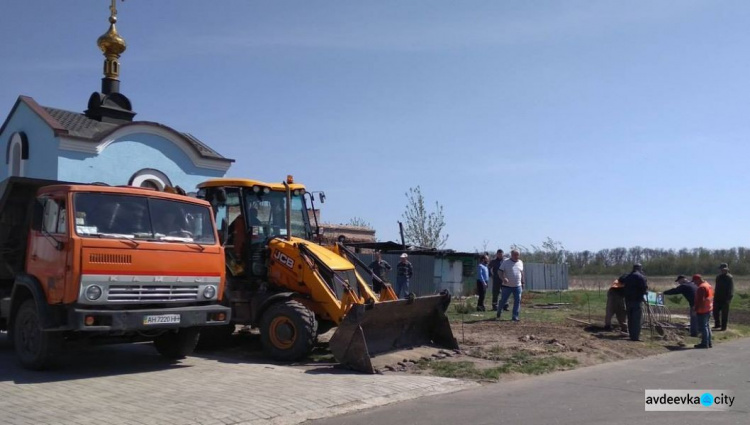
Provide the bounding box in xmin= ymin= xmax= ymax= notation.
xmin=0 ymin=333 xmax=474 ymax=425
xmin=313 ymin=338 xmax=750 ymax=425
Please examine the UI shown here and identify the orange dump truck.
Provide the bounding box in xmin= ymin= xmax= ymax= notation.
xmin=0 ymin=177 xmax=230 ymax=370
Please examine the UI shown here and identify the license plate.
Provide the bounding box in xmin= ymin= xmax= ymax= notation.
xmin=143 ymin=314 xmax=181 ymax=325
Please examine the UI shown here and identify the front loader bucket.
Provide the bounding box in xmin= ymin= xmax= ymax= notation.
xmin=329 ymin=292 xmax=458 ymax=374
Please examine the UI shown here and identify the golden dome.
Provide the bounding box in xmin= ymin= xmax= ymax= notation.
xmin=97 ymin=15 xmax=127 ymax=56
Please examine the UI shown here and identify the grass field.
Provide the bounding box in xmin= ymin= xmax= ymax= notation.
xmin=448 ymin=287 xmax=750 ymax=327
xmin=570 ymin=275 xmax=750 ymax=292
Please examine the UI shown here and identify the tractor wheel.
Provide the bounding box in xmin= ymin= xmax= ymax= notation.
xmin=260 ymin=300 xmax=317 ymax=361
xmin=13 ymin=299 xmax=62 ymax=370
xmin=154 ymin=327 xmax=200 ymax=359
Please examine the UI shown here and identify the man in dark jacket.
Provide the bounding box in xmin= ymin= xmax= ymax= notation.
xmin=488 ymin=250 xmax=508 ymax=311
xmin=713 ymin=263 xmax=734 ymax=331
xmin=663 ymin=275 xmax=697 ymax=337
xmin=620 ymin=263 xmax=648 ymax=341
xmin=368 ymin=251 xmax=392 ymax=295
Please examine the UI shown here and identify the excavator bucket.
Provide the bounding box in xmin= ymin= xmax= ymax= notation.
xmin=328 ymin=291 xmax=458 ymax=374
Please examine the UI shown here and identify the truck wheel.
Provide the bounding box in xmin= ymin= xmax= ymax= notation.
xmin=260 ymin=300 xmax=317 ymax=361
xmin=13 ymin=299 xmax=62 ymax=370
xmin=153 ymin=327 xmax=200 ymax=359
xmin=196 ymin=324 xmax=236 ymax=349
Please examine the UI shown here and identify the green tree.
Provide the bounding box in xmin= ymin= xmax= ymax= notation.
xmin=402 ymin=186 xmax=448 ymax=249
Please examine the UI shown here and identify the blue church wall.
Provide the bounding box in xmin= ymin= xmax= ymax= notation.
xmin=57 ymin=132 xmax=226 ymax=191
xmin=0 ymin=102 xmax=60 ymax=180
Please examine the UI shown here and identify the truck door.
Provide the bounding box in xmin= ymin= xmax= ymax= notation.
xmin=26 ymin=197 xmax=70 ymax=304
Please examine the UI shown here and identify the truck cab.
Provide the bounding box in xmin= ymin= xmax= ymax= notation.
xmin=0 ymin=178 xmax=231 ymax=370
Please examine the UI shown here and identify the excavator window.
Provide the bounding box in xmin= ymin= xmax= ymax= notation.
xmin=241 ymin=189 xmax=311 ymax=240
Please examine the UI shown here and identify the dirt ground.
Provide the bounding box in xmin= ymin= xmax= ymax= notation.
xmin=388 ymin=317 xmax=673 ymax=381
xmin=197 ymin=315 xmax=693 ymax=382
xmin=391 ymin=306 xmax=750 ymax=381
xmin=196 ymin=294 xmax=750 ymax=382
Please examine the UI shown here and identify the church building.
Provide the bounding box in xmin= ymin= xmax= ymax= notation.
xmin=0 ymin=2 xmax=233 ymax=191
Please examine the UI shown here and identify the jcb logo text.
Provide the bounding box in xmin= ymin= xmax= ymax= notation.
xmin=274 ymin=250 xmax=295 ymax=269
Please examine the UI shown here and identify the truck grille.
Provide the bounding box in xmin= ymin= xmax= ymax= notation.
xmin=90 ymin=254 xmax=132 ymax=264
xmin=107 ymin=285 xmax=199 ymax=302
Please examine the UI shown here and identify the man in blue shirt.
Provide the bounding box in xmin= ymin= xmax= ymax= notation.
xmin=476 ymin=255 xmax=490 ymax=311
xmin=663 ymin=274 xmax=697 ymax=337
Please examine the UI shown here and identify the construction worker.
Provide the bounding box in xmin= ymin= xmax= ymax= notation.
xmin=663 ymin=275 xmax=697 ymax=337
xmin=604 ymin=275 xmax=627 ymax=332
xmin=368 ymin=251 xmax=392 ymax=295
xmin=395 ymin=253 xmax=413 ymax=299
xmin=693 ymin=274 xmax=714 ymax=349
xmin=620 ymin=263 xmax=648 ymax=341
xmin=713 ymin=263 xmax=734 ymax=331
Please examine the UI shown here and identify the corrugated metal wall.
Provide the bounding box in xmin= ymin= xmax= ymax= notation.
xmin=354 ymin=253 xmax=568 ymax=295
xmin=523 ymin=263 xmax=569 ymax=290
xmin=355 ymin=253 xmax=436 ymax=296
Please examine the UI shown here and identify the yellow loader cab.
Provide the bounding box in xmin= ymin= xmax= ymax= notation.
xmin=196 ymin=176 xmax=457 ymax=373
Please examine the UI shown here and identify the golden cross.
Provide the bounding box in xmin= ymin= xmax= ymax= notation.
xmin=109 ymin=0 xmax=124 ymax=19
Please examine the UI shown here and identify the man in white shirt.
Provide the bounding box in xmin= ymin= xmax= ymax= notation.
xmin=496 ymin=249 xmax=525 ymax=321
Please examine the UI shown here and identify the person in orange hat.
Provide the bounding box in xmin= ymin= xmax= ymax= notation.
xmin=604 ymin=274 xmax=628 ymax=332
xmin=693 ymin=274 xmax=714 ymax=349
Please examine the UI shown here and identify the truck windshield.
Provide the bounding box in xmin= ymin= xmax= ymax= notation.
xmin=243 ymin=189 xmax=311 ymax=240
xmin=73 ymin=193 xmax=216 ymax=244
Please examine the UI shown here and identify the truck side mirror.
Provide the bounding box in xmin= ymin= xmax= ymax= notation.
xmin=319 ymin=192 xmax=326 ymax=204
xmin=31 ymin=199 xmax=44 ymax=231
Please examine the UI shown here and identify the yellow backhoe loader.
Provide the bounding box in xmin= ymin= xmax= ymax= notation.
xmin=196 ymin=176 xmax=457 ymax=373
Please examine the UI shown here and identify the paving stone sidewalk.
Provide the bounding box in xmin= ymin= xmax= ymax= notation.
xmin=0 ymin=338 xmax=475 ymax=425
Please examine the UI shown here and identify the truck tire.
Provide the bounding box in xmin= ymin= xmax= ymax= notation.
xmin=260 ymin=300 xmax=317 ymax=361
xmin=153 ymin=327 xmax=200 ymax=359
xmin=195 ymin=324 xmax=236 ymax=349
xmin=13 ymin=299 xmax=62 ymax=370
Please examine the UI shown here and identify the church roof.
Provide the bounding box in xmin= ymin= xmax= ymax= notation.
xmin=0 ymin=96 xmax=232 ymax=162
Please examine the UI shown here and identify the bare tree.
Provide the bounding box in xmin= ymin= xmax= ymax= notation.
xmin=401 ymin=186 xmax=448 ymax=249
xmin=345 ymin=217 xmax=372 ymax=228
xmin=473 ymin=239 xmax=491 ymax=255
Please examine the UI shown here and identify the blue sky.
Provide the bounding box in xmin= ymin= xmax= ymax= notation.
xmin=2 ymin=0 xmax=750 ymax=252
